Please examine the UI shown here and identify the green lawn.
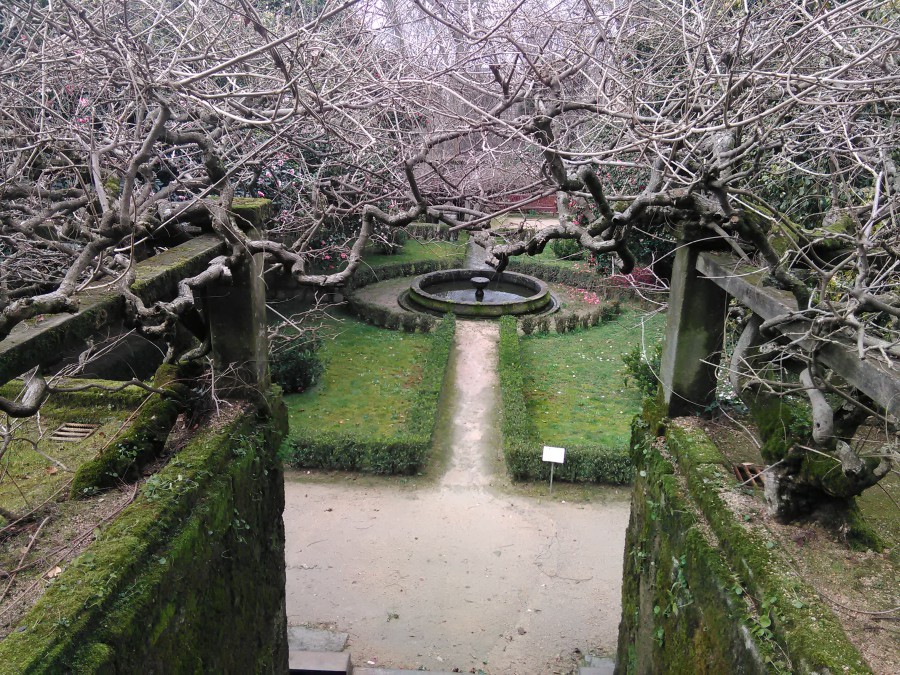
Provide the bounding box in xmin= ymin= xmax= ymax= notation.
xmin=516 ymin=247 xmax=584 ymax=269
xmin=521 ymin=307 xmax=666 ymax=448
xmin=284 ymin=315 xmax=432 ymax=436
xmin=361 ymin=236 xmax=467 ymax=268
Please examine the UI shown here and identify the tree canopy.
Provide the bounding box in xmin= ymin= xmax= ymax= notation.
xmin=1 ymin=0 xmax=897 ymax=507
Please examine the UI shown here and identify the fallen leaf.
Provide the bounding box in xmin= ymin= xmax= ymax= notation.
xmin=47 ymin=566 xmax=62 ymax=579
xmin=45 ymin=466 xmax=58 ymax=475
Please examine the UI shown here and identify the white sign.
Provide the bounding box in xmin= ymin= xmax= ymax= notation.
xmin=542 ymin=446 xmax=566 ymax=464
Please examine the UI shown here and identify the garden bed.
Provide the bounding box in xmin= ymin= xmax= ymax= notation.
xmin=281 ymin=314 xmax=455 ymax=474
xmin=497 ymin=307 xmax=665 ymax=483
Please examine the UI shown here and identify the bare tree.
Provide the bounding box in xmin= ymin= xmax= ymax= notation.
xmin=1 ymin=0 xmax=897 ymax=516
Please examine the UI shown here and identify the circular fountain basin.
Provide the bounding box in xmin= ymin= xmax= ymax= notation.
xmin=406 ymin=269 xmax=554 ymax=317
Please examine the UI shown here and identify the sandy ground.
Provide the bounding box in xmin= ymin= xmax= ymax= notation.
xmin=283 ymin=322 xmax=630 ymax=674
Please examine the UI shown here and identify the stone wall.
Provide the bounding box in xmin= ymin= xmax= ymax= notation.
xmin=615 ymin=400 xmax=870 ymax=674
xmin=0 ymin=402 xmax=289 ymax=674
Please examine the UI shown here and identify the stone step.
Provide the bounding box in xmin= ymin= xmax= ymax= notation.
xmin=579 ymin=661 xmax=615 ymax=675
xmin=288 ymin=650 xmax=352 ymax=675
xmin=288 ymin=626 xmax=349 ymax=652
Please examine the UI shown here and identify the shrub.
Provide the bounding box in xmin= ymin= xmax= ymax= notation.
xmin=284 ymin=432 xmax=427 ymax=474
xmin=622 ymin=343 xmax=662 ymax=398
xmin=580 ymin=313 xmax=591 ymax=330
xmin=521 ymin=316 xmax=535 ymax=335
xmin=270 ymin=336 xmax=323 ymax=394
xmin=417 ymin=314 xmax=436 ymax=333
xmin=385 ymin=313 xmax=401 ymax=330
xmin=550 ymin=237 xmax=584 ymax=260
xmin=554 ymin=315 xmax=568 ymax=333
xmin=537 ymin=318 xmax=550 ymax=333
xmin=406 ymin=222 xmax=450 ymax=241
xmin=566 ymin=314 xmax=579 ymax=332
xmin=372 ymin=226 xmax=408 ymax=254
xmin=345 ymin=255 xmax=465 ymax=292
xmin=401 ymin=313 xmax=418 ymax=332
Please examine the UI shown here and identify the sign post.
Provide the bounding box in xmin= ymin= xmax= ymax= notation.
xmin=542 ymin=446 xmax=566 ymax=495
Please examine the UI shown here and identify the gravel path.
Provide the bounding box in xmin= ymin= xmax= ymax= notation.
xmin=283 ymin=321 xmax=630 ymax=674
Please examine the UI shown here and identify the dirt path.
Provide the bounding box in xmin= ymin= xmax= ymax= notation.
xmin=283 ymin=321 xmax=630 ymax=674
xmin=439 ymin=322 xmax=499 ymax=490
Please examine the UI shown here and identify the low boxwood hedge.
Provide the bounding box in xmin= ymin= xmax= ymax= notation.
xmin=282 ymin=314 xmax=455 ymax=474
xmin=498 ymin=316 xmax=632 ymax=484
xmin=347 ymin=295 xmax=437 ymax=333
xmin=345 ymin=256 xmax=464 ymax=291
xmin=405 ymin=222 xmax=450 ymax=241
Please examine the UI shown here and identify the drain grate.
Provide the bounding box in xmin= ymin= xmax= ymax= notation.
xmin=49 ymin=422 xmax=99 ymax=442
xmin=733 ymin=462 xmax=765 ymax=488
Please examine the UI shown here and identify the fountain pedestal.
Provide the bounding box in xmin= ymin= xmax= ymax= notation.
xmin=470 ymin=276 xmax=490 ymax=302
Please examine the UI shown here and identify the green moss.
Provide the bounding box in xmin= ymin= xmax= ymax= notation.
xmin=616 ymin=407 xmax=871 ymax=674
xmin=232 ymin=198 xmax=273 ymax=230
xmin=844 ymin=501 xmax=886 ymax=552
xmin=0 ymin=292 xmax=123 ymax=385
xmin=69 ymin=365 xmax=188 ymax=497
xmin=746 ymin=392 xmax=812 ymax=463
xmin=102 ymin=176 xmax=121 ymax=198
xmin=130 ymin=235 xmax=225 ymax=299
xmin=666 ymin=423 xmax=726 ymax=472
xmin=0 ymin=399 xmax=288 ymax=673
xmin=70 ymin=642 xmax=115 ymax=673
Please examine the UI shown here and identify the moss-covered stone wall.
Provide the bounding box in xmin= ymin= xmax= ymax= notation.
xmin=0 ymin=402 xmax=289 ymax=674
xmin=615 ymin=401 xmax=871 ymax=674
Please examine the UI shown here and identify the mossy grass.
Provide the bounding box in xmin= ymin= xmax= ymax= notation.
xmin=0 ymin=402 xmax=288 ymax=672
xmin=282 ymin=314 xmax=455 ymax=474
xmin=0 ymin=380 xmax=150 ymax=523
xmin=283 ymin=314 xmax=433 ymax=436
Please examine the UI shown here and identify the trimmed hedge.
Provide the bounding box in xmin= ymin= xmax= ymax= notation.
xmin=405 ymin=222 xmax=450 ymax=241
xmin=345 ymin=254 xmax=464 ymax=330
xmin=507 ymin=258 xmax=638 ymax=302
xmin=345 ymin=256 xmax=464 ymax=292
xmin=347 ymin=295 xmax=436 ymax=333
xmin=498 ymin=316 xmax=632 ymax=484
xmin=507 ymin=258 xmax=611 ymax=291
xmin=282 ymin=314 xmax=455 ymax=474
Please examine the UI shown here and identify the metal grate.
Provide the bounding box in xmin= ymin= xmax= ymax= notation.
xmin=733 ymin=462 xmax=765 ymax=488
xmin=49 ymin=422 xmax=99 ymax=442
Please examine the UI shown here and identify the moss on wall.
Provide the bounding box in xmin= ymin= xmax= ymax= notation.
xmin=69 ymin=365 xmax=189 ymax=497
xmin=0 ymin=398 xmax=289 ymax=674
xmin=615 ymin=411 xmax=871 ymax=674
